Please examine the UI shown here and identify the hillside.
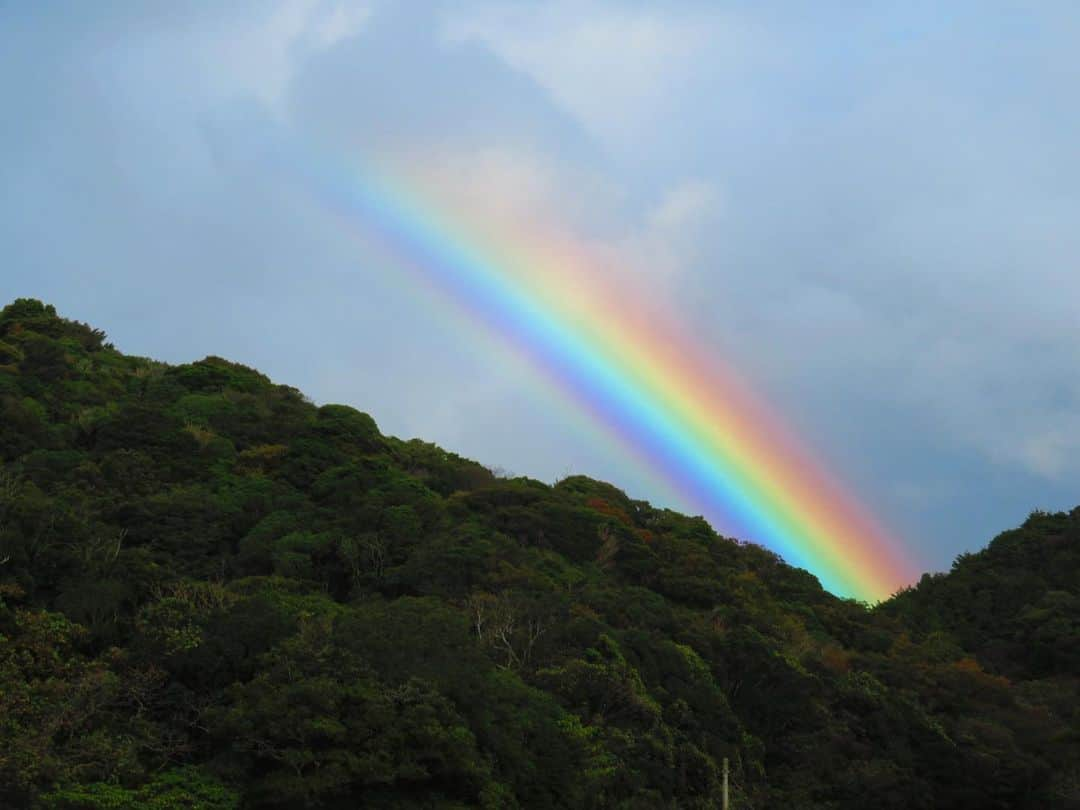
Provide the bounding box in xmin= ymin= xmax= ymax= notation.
xmin=0 ymin=298 xmax=1077 ymax=809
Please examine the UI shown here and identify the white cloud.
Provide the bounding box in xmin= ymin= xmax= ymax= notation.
xmin=443 ymin=2 xmax=766 ymax=150
xmin=394 ymin=145 xmax=723 ymax=290
xmin=1017 ymin=427 xmax=1080 ymax=480
xmin=616 ymin=179 xmax=723 ymax=280
xmin=211 ymin=0 xmax=372 ymax=109
xmin=309 ymin=1 xmax=373 ymax=49
xmin=388 ymin=143 xmax=620 ymax=231
xmin=649 ymin=180 xmax=722 ymax=234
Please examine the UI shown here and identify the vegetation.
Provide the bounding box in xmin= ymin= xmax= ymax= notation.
xmin=0 ymin=298 xmax=1077 ymax=808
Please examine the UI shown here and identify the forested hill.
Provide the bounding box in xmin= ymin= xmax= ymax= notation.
xmin=1 ymin=298 xmax=1077 ymax=810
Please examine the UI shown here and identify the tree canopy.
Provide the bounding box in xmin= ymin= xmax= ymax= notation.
xmin=1 ymin=299 xmax=1077 ymax=808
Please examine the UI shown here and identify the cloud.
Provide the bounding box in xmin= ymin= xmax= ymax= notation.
xmin=387 ymin=144 xmax=720 ymax=288
xmin=388 ymin=143 xmax=621 ymax=235
xmin=1018 ymin=427 xmax=1080 ymax=480
xmin=206 ymin=0 xmax=373 ymax=109
xmin=443 ymin=2 xmax=768 ymax=153
xmin=650 ymin=181 xmax=722 ymax=234
xmin=628 ymin=180 xmax=724 ymax=278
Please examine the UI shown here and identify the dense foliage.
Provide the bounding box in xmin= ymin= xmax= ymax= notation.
xmin=0 ymin=299 xmax=1077 ymax=809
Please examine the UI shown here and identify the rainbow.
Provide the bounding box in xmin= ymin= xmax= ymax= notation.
xmin=282 ymin=140 xmax=917 ymax=601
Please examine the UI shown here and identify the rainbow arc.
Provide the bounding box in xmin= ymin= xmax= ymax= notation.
xmin=291 ymin=147 xmax=917 ymax=601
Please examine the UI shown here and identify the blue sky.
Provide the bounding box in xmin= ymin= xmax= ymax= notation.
xmin=3 ymin=1 xmax=1078 ymax=581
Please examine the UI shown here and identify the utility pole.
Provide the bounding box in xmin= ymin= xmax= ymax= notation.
xmin=722 ymin=757 xmax=729 ymax=810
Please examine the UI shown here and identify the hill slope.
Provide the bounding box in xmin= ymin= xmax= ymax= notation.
xmin=0 ymin=299 xmax=1077 ymax=809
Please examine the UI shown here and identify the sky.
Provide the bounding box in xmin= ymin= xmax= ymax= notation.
xmin=2 ymin=1 xmax=1079 ymax=584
